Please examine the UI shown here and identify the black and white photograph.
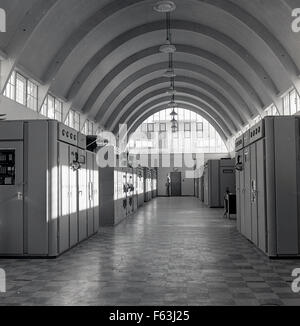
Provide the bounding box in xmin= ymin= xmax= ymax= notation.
xmin=0 ymin=0 xmax=300 ymax=312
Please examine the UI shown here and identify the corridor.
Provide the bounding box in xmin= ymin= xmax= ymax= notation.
xmin=0 ymin=197 xmax=299 ymax=306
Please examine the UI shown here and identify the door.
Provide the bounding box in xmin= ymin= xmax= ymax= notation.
xmin=0 ymin=143 xmax=24 ymax=255
xmin=244 ymin=147 xmax=252 ymax=240
xmin=235 ymin=151 xmax=243 ymax=233
xmin=250 ymin=143 xmax=258 ymax=246
xmin=69 ymin=146 xmax=78 ymax=247
xmin=256 ymin=139 xmax=267 ymax=252
xmin=87 ymin=152 xmax=94 ymax=237
xmin=59 ymin=142 xmax=70 ymax=253
xmin=93 ymin=155 xmax=99 ymax=233
xmin=170 ymin=172 xmax=182 ymax=197
xmin=182 ymin=176 xmax=194 ymax=196
xmin=78 ymin=150 xmax=87 ymax=242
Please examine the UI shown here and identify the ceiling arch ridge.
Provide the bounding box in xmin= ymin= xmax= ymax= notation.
xmin=64 ymin=20 xmax=279 ymax=103
xmin=100 ymin=61 xmax=256 ymax=128
xmin=124 ymin=99 xmax=231 ymax=142
xmin=127 ymin=104 xmax=229 ymax=145
xmin=81 ymin=45 xmax=264 ymax=118
xmin=104 ymin=76 xmax=246 ymax=131
xmin=110 ymin=89 xmax=238 ymax=135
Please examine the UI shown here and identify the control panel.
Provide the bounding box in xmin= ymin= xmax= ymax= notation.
xmin=249 ymin=120 xmax=264 ymax=145
xmin=58 ymin=123 xmax=78 ymax=147
xmin=0 ymin=150 xmax=15 ymax=186
xmin=235 ymin=135 xmax=244 ymax=152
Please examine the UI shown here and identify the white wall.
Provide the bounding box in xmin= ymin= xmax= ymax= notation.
xmin=155 ymin=153 xmax=230 ymax=197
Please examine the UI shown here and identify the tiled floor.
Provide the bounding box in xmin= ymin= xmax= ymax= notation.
xmin=0 ymin=197 xmax=300 ymax=306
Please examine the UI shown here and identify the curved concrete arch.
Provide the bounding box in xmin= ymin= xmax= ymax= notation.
xmin=39 ymin=0 xmax=298 ymax=97
xmin=110 ymin=88 xmax=239 ymax=135
xmin=0 ymin=0 xmax=59 ymax=92
xmin=42 ymin=0 xmax=146 ymax=82
xmin=126 ymin=101 xmax=229 ymax=144
xmin=200 ymin=0 xmax=299 ymax=76
xmin=83 ymin=45 xmax=264 ymax=118
xmin=114 ymin=94 xmax=235 ymax=137
xmin=65 ymin=20 xmax=279 ymax=101
xmin=102 ymin=65 xmax=253 ymax=128
xmin=106 ymin=76 xmax=245 ymax=132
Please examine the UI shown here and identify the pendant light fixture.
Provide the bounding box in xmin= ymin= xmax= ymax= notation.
xmin=153 ymin=1 xmax=176 ymax=13
xmin=154 ymin=1 xmax=178 ymax=133
xmin=159 ymin=40 xmax=176 ymax=54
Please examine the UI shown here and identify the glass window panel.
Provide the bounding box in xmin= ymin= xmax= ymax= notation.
xmin=184 ymin=123 xmax=191 ymax=131
xmin=147 ymin=123 xmax=154 ymax=132
xmin=16 ymin=73 xmax=26 ymax=105
xmin=160 ymin=123 xmax=166 ymax=132
xmin=74 ymin=112 xmax=80 ymax=131
xmin=4 ymin=71 xmax=16 ymax=100
xmin=27 ymin=80 xmax=38 ymax=111
xmin=128 ymin=108 xmax=228 ymax=153
xmin=47 ymin=95 xmax=55 ymax=119
xmin=290 ymin=90 xmax=297 ymax=115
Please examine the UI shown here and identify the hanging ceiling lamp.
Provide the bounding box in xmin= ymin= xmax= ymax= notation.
xmin=170 ymin=108 xmax=178 ymax=117
xmin=167 ymin=100 xmax=178 ymax=108
xmin=163 ymin=68 xmax=176 ymax=78
xmin=153 ymin=1 xmax=176 ymax=13
xmin=171 ymin=116 xmax=178 ymax=133
xmin=159 ymin=40 xmax=176 ymax=54
xmin=166 ymin=86 xmax=177 ymax=95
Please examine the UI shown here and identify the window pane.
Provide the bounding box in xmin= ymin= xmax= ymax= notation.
xmin=16 ymin=73 xmax=26 ymax=105
xmin=47 ymin=95 xmax=55 ymax=119
xmin=160 ymin=123 xmax=166 ymax=132
xmin=54 ymin=99 xmax=63 ymax=122
xmin=27 ymin=81 xmax=38 ymax=111
xmin=74 ymin=112 xmax=80 ymax=131
xmin=4 ymin=71 xmax=16 ymax=100
xmin=197 ymin=122 xmax=203 ymax=131
xmin=290 ymin=90 xmax=297 ymax=115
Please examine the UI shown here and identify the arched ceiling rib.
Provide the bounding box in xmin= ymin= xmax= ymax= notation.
xmin=115 ymin=95 xmax=234 ymax=138
xmin=126 ymin=101 xmax=229 ymax=143
xmin=64 ymin=20 xmax=280 ymax=101
xmin=105 ymin=80 xmax=243 ymax=133
xmin=1 ymin=0 xmax=300 ymax=139
xmin=101 ymin=63 xmax=253 ymax=127
xmin=103 ymin=74 xmax=250 ymax=130
xmin=79 ymin=45 xmax=265 ymax=117
xmin=115 ymin=89 xmax=237 ymax=135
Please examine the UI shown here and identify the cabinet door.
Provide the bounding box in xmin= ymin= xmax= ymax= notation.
xmin=93 ymin=155 xmax=99 ymax=233
xmin=250 ymin=144 xmax=258 ymax=246
xmin=59 ymin=142 xmax=70 ymax=253
xmin=0 ymin=143 xmax=24 ymax=255
xmin=244 ymin=147 xmax=252 ymax=240
xmin=78 ymin=150 xmax=87 ymax=242
xmin=256 ymin=139 xmax=267 ymax=252
xmin=87 ymin=152 xmax=94 ymax=237
xmin=69 ymin=146 xmax=78 ymax=247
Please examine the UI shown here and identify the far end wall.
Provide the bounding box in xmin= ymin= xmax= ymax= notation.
xmin=156 ymin=153 xmax=230 ymax=197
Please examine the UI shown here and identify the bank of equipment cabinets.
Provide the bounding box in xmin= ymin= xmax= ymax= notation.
xmin=137 ymin=167 xmax=145 ymax=207
xmin=0 ymin=120 xmax=99 ymax=257
xmin=144 ymin=168 xmax=152 ymax=202
xmin=203 ymin=159 xmax=236 ymax=208
xmin=151 ymin=168 xmax=158 ymax=199
xmin=99 ymin=166 xmax=139 ymax=226
xmin=194 ymin=174 xmax=204 ymax=202
xmin=235 ymin=116 xmax=300 ymax=257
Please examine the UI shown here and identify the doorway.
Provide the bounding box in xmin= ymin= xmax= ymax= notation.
xmin=170 ymin=172 xmax=182 ymax=197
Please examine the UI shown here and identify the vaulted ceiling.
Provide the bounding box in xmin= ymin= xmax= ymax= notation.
xmin=1 ymin=0 xmax=300 ymax=142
